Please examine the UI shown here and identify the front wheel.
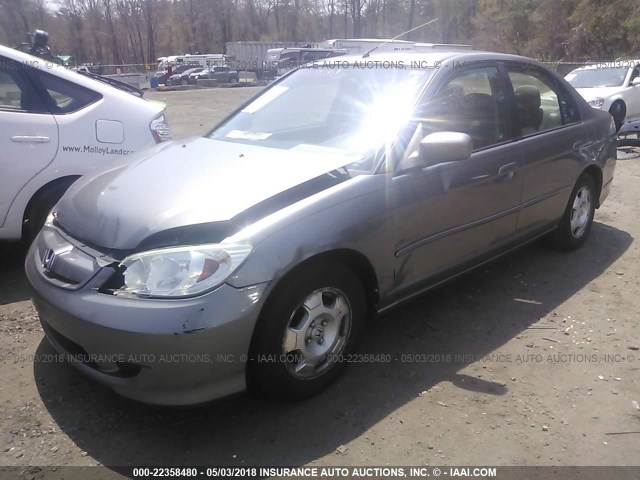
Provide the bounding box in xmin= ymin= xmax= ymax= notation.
xmin=547 ymin=173 xmax=596 ymax=250
xmin=609 ymin=101 xmax=626 ymax=132
xmin=248 ymin=262 xmax=365 ymax=400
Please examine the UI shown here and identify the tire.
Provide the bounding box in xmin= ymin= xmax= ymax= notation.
xmin=248 ymin=261 xmax=366 ymax=400
xmin=609 ymin=101 xmax=626 ymax=132
xmin=230 ymin=76 xmax=239 ymax=84
xmin=23 ymin=182 xmax=72 ymax=245
xmin=180 ymin=79 xmax=188 ymax=86
xmin=547 ymin=173 xmax=596 ymax=250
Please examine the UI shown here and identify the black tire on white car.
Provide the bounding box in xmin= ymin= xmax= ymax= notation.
xmin=23 ymin=178 xmax=78 ymax=245
xmin=609 ymin=101 xmax=626 ymax=132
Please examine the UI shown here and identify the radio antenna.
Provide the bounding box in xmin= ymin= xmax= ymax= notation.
xmin=362 ymin=18 xmax=439 ymax=58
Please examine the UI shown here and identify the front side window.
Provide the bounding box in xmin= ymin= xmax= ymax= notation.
xmin=508 ymin=68 xmax=564 ymax=135
xmin=414 ymin=66 xmax=510 ymax=151
xmin=208 ymin=63 xmax=434 ymax=172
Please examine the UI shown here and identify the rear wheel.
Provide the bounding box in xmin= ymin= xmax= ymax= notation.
xmin=609 ymin=101 xmax=626 ymax=131
xmin=547 ymin=173 xmax=596 ymax=250
xmin=248 ymin=261 xmax=365 ymax=400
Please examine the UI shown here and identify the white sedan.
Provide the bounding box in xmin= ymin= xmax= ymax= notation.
xmin=565 ymin=61 xmax=640 ymax=130
xmin=0 ymin=44 xmax=171 ymax=242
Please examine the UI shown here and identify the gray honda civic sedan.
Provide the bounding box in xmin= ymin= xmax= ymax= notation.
xmin=26 ymin=51 xmax=617 ymax=405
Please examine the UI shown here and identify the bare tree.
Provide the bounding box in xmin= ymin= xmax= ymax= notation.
xmin=3 ymin=0 xmax=640 ymax=68
xmin=102 ymin=0 xmax=122 ymax=63
xmin=141 ymin=0 xmax=159 ymax=64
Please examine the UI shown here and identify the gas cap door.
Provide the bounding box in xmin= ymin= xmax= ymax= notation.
xmin=96 ymin=119 xmax=124 ymax=144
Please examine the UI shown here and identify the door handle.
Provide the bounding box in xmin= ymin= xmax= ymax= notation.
xmin=11 ymin=135 xmax=50 ymax=143
xmin=498 ymin=162 xmax=518 ymax=180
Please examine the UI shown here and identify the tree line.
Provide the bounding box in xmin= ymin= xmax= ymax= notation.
xmin=0 ymin=0 xmax=639 ymax=66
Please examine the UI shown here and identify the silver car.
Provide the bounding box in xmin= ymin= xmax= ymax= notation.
xmin=26 ymin=51 xmax=617 ymax=406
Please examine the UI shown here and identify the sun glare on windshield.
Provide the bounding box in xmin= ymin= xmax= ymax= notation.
xmin=209 ymin=64 xmax=434 ymax=172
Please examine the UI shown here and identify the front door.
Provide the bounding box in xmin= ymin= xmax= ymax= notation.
xmin=389 ymin=64 xmax=523 ymax=299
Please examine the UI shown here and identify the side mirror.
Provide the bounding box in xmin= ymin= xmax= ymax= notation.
xmin=631 ymin=77 xmax=640 ymax=87
xmin=411 ymin=131 xmax=473 ymax=167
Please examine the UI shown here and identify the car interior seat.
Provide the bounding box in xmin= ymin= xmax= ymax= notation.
xmin=459 ymin=92 xmax=497 ymax=149
xmin=514 ymin=85 xmax=543 ymax=135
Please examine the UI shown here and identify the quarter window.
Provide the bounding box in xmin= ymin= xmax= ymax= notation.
xmin=26 ymin=67 xmax=101 ymax=114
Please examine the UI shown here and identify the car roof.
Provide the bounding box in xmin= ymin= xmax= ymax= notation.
xmin=319 ymin=50 xmax=551 ymax=69
xmin=0 ymin=44 xmax=152 ymax=103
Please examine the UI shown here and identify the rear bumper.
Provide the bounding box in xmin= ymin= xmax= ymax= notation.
xmin=25 ymin=237 xmax=268 ymax=406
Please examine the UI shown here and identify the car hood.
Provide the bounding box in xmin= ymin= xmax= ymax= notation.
xmin=55 ymin=138 xmax=357 ymax=251
xmin=574 ymin=86 xmax=625 ymax=100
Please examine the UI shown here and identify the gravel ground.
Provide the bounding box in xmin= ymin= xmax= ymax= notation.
xmin=147 ymin=87 xmax=263 ymax=139
xmin=0 ymin=87 xmax=639 ymax=475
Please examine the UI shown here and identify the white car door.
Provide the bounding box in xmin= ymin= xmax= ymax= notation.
xmin=0 ymin=58 xmax=58 ymax=227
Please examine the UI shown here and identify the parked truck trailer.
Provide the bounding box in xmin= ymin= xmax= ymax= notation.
xmin=225 ymin=41 xmax=308 ymax=78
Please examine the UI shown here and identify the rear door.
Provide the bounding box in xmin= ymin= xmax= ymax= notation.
xmin=0 ymin=57 xmax=58 ymax=227
xmin=504 ymin=63 xmax=586 ymax=237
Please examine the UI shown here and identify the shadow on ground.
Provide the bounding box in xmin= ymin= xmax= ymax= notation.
xmin=32 ymin=221 xmax=632 ymax=468
xmin=0 ymin=241 xmax=30 ymax=305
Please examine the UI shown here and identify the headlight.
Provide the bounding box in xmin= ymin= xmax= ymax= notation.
xmin=115 ymin=243 xmax=252 ymax=298
xmin=588 ymin=97 xmax=605 ymax=108
xmin=150 ymin=113 xmax=172 ymax=143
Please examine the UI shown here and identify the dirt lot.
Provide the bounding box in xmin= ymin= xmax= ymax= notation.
xmin=147 ymin=87 xmax=263 ymax=139
xmin=1 ymin=86 xmax=639 ymax=474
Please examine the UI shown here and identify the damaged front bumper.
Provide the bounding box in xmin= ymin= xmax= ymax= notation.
xmin=25 ymin=226 xmax=268 ymax=406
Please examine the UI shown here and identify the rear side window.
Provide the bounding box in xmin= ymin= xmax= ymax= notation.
xmin=26 ymin=67 xmax=101 ymax=114
xmin=556 ymin=82 xmax=581 ymax=124
xmin=507 ymin=67 xmax=579 ymax=135
xmin=0 ymin=70 xmax=24 ymax=110
xmin=0 ymin=58 xmax=48 ymax=113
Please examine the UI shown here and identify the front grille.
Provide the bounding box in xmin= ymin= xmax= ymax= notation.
xmin=36 ymin=229 xmax=100 ymax=290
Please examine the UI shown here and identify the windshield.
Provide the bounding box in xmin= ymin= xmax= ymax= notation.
xmin=208 ymin=63 xmax=434 ymax=172
xmin=565 ymin=67 xmax=628 ymax=88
